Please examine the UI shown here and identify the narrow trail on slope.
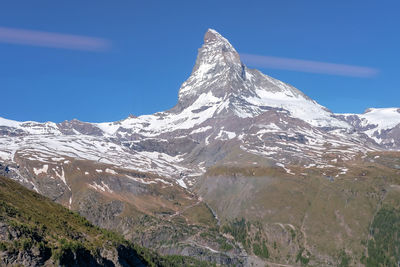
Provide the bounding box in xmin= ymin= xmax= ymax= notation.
xmin=262 ymin=261 xmax=295 ymax=267
xmin=186 ymin=241 xmax=221 ymax=254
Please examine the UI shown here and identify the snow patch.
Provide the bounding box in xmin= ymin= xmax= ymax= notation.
xmin=88 ymin=181 xmax=113 ymax=193
xmin=33 ymin=164 xmax=48 ymax=176
xmin=55 ymin=167 xmax=70 ymax=190
xmin=125 ymin=175 xmax=157 ymax=185
xmin=176 ymin=178 xmax=187 ymax=188
xmin=190 ymin=126 xmax=212 ymax=134
xmin=105 ymin=168 xmax=117 ymax=175
xmin=276 ymin=163 xmax=295 ymax=175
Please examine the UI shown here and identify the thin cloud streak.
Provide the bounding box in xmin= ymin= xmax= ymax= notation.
xmin=241 ymin=53 xmax=379 ymax=78
xmin=0 ymin=26 xmax=111 ymax=51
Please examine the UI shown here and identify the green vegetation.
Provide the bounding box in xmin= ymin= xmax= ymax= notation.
xmin=253 ymin=240 xmax=269 ymax=259
xmin=222 ymin=218 xmax=249 ymax=250
xmin=289 ymin=228 xmax=296 ymax=240
xmin=199 ymin=228 xmax=234 ymax=251
xmin=181 ymin=202 xmax=217 ymax=227
xmin=154 ymin=255 xmax=217 ymax=267
xmin=338 ymin=249 xmax=350 ymax=267
xmin=296 ymin=248 xmax=310 ymax=265
xmin=199 ymin=152 xmax=400 ymax=265
xmin=0 ymin=175 xmax=212 ymax=266
xmin=363 ymin=206 xmax=400 ymax=266
xmin=222 ymin=218 xmax=271 ymax=259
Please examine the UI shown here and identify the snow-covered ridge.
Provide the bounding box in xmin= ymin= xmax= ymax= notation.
xmin=338 ymin=108 xmax=400 ymax=145
xmin=0 ymin=117 xmax=61 ymax=135
xmin=242 ymin=72 xmax=350 ymax=128
xmin=341 ymin=108 xmax=400 ymax=131
xmin=97 ymin=91 xmax=225 ymax=136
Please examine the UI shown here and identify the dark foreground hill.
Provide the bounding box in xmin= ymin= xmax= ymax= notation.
xmin=0 ymin=175 xmax=211 ymax=267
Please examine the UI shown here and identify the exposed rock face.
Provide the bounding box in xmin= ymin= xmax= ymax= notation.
xmin=58 ymin=119 xmax=104 ymax=136
xmin=157 ymin=245 xmax=245 ymax=266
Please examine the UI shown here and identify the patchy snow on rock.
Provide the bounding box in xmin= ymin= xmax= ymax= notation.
xmin=97 ymin=91 xmax=221 ymax=136
xmin=105 ymin=168 xmax=117 ymax=175
xmin=276 ymin=163 xmax=295 ymax=175
xmin=51 ymin=157 xmax=65 ymax=161
xmin=55 ymin=167 xmax=70 ymax=190
xmin=176 ymin=178 xmax=187 ymax=188
xmin=88 ymin=181 xmax=113 ymax=193
xmin=124 ymin=174 xmax=157 ymax=185
xmin=215 ymin=130 xmax=236 ymax=140
xmin=304 ymin=163 xmax=316 ymax=168
xmin=33 ymin=164 xmax=48 ymax=175
xmin=190 ymin=126 xmax=212 ymax=134
xmin=155 ymin=178 xmax=173 ymax=186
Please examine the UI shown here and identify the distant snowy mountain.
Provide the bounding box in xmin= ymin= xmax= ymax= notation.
xmin=0 ymin=29 xmax=398 ymax=188
xmin=337 ymin=108 xmax=400 ymax=148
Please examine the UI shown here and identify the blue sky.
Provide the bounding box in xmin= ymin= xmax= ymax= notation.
xmin=1 ymin=1 xmax=399 ymax=122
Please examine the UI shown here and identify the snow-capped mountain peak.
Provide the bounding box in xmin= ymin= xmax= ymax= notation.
xmin=337 ymin=108 xmax=400 ymax=147
xmin=200 ymin=28 xmax=242 ymax=73
xmin=0 ymin=28 xmax=399 ymax=193
xmin=176 ymin=29 xmax=245 ymax=108
xmin=174 ymin=29 xmax=350 ymax=128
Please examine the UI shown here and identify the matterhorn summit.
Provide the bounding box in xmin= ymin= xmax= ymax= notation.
xmin=174 ymin=29 xmax=350 ymax=129
xmin=175 ymin=29 xmax=246 ymax=111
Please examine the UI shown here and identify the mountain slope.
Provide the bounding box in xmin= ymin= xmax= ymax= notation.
xmin=0 ymin=175 xmax=219 ymax=267
xmin=196 ymin=150 xmax=400 ymax=265
xmin=0 ymin=174 xmax=147 ymax=266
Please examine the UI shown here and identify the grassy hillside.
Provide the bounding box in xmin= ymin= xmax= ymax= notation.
xmin=197 ymin=151 xmax=400 ymax=265
xmin=3 ymin=156 xmax=243 ymax=266
xmin=0 ymin=175 xmax=213 ymax=266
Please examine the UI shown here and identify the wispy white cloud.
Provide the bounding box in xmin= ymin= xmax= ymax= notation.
xmin=0 ymin=26 xmax=110 ymax=52
xmin=241 ymin=53 xmax=378 ymax=78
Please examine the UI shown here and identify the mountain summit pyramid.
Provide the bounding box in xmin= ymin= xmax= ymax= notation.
xmin=175 ymin=29 xmax=349 ymax=129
